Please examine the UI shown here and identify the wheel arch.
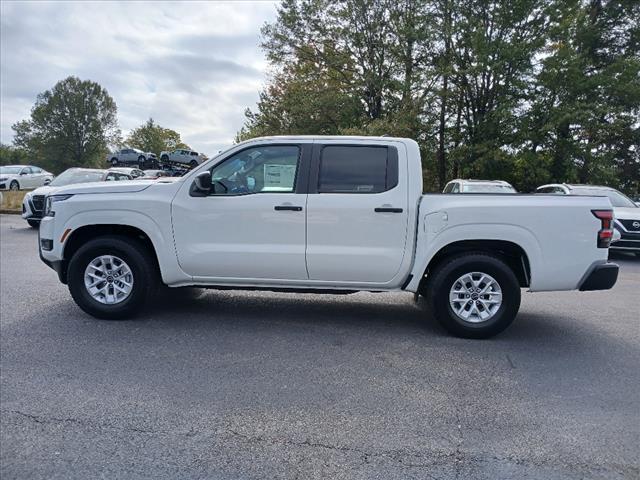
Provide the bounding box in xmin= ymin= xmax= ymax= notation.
xmin=417 ymin=239 xmax=532 ymax=294
xmin=61 ymin=224 xmax=161 ymax=284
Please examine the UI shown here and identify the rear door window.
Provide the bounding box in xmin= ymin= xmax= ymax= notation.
xmin=318 ymin=146 xmax=396 ymax=193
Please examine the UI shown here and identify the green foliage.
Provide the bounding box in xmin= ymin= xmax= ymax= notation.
xmin=0 ymin=144 xmax=30 ymax=166
xmin=11 ymin=76 xmax=121 ymax=173
xmin=125 ymin=118 xmax=189 ymax=155
xmin=239 ymin=0 xmax=640 ymax=194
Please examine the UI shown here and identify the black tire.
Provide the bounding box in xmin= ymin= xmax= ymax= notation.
xmin=424 ymin=252 xmax=521 ymax=339
xmin=189 ymin=160 xmax=198 ymax=168
xmin=160 ymin=155 xmax=169 ymax=163
xmin=67 ymin=235 xmax=159 ymax=320
xmin=27 ymin=219 xmax=40 ymax=228
xmin=9 ymin=180 xmax=19 ymax=191
xmin=111 ymin=158 xmax=119 ymax=166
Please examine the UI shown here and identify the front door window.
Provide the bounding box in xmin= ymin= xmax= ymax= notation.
xmin=210 ymin=145 xmax=300 ymax=195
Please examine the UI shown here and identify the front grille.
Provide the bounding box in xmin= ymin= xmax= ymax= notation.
xmin=618 ymin=218 xmax=640 ymax=232
xmin=32 ymin=195 xmax=45 ymax=212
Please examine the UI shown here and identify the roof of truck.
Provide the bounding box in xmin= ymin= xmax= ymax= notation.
xmin=246 ymin=135 xmax=413 ymax=142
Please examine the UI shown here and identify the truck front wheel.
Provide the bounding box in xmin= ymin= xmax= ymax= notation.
xmin=424 ymin=252 xmax=521 ymax=339
xmin=67 ymin=235 xmax=158 ymax=319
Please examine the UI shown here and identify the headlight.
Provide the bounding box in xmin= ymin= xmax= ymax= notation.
xmin=0 ymin=177 xmax=7 ymax=182
xmin=44 ymin=194 xmax=73 ymax=217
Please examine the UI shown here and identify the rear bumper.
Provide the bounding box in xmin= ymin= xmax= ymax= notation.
xmin=579 ymin=263 xmax=619 ymax=291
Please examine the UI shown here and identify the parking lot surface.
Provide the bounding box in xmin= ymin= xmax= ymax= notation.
xmin=1 ymin=213 xmax=638 ymax=479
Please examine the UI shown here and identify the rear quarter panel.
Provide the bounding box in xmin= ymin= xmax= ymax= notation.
xmin=408 ymin=194 xmax=612 ymax=292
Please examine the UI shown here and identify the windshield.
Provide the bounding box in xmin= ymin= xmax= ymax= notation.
xmin=49 ymin=169 xmax=105 ymax=186
xmin=0 ymin=166 xmax=23 ymax=175
xmin=462 ymin=184 xmax=516 ymax=193
xmin=570 ymin=187 xmax=637 ymax=208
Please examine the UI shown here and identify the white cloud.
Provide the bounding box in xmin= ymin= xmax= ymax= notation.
xmin=0 ymin=0 xmax=278 ymax=155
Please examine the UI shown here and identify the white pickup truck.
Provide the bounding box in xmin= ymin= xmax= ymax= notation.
xmin=38 ymin=136 xmax=619 ymax=338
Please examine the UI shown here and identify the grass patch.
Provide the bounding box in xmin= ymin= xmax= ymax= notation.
xmin=0 ymin=190 xmax=29 ymax=212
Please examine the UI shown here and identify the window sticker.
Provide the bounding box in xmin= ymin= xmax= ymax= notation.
xmin=263 ymin=164 xmax=296 ymax=191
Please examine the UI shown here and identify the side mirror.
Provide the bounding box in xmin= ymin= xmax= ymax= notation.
xmin=194 ymin=170 xmax=212 ymax=193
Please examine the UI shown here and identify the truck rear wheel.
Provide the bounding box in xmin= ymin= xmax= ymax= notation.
xmin=67 ymin=235 xmax=158 ymax=320
xmin=424 ymin=252 xmax=521 ymax=339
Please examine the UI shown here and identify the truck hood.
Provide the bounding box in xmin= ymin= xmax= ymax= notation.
xmin=613 ymin=207 xmax=640 ymax=221
xmin=53 ymin=180 xmax=153 ymax=195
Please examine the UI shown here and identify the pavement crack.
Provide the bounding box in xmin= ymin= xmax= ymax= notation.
xmin=225 ymin=428 xmax=445 ymax=474
xmin=7 ymin=409 xmax=159 ymax=435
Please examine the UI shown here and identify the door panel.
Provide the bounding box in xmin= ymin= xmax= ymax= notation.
xmin=21 ymin=168 xmax=34 ymax=188
xmin=172 ymin=143 xmax=311 ymax=281
xmin=305 ymin=143 xmax=409 ymax=284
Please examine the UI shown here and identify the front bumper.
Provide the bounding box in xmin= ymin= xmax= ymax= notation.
xmin=38 ymin=223 xmax=67 ymax=283
xmin=22 ymin=196 xmax=45 ymax=220
xmin=611 ymin=221 xmax=640 ymax=252
xmin=610 ymin=235 xmax=640 ymax=252
xmin=579 ymin=263 xmax=619 ymax=291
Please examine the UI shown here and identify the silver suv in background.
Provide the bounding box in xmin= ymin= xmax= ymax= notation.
xmin=159 ymin=149 xmax=204 ymax=167
xmin=443 ymin=179 xmax=517 ymax=193
xmin=535 ymin=183 xmax=640 ymax=255
xmin=107 ymin=148 xmax=157 ymax=168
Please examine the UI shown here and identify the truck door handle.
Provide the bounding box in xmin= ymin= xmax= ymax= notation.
xmin=274 ymin=205 xmax=303 ymax=211
xmin=374 ymin=207 xmax=403 ymax=213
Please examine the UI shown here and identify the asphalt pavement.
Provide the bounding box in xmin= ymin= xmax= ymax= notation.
xmin=1 ymin=213 xmax=638 ymax=479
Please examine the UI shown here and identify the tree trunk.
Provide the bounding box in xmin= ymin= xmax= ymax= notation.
xmin=437 ymin=74 xmax=448 ymax=189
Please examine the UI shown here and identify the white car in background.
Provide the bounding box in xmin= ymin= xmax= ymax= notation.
xmin=443 ymin=179 xmax=517 ymax=193
xmin=536 ymin=183 xmax=640 ymax=255
xmin=159 ymin=149 xmax=204 ymax=168
xmin=22 ymin=168 xmax=133 ymax=228
xmin=107 ymin=148 xmax=157 ymax=168
xmin=0 ymin=165 xmax=54 ymax=190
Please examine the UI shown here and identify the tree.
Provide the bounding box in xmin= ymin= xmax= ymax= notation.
xmin=239 ymin=0 xmax=640 ymax=194
xmin=12 ymin=76 xmax=120 ymax=173
xmin=0 ymin=144 xmax=30 ymax=166
xmin=125 ymin=118 xmax=189 ymax=155
xmin=236 ymin=51 xmax=365 ymax=141
xmin=527 ymin=0 xmax=640 ymax=189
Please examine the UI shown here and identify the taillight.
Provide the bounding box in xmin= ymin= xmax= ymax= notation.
xmin=592 ymin=209 xmax=614 ymax=248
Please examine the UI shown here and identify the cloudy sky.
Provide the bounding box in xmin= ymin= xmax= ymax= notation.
xmin=0 ymin=0 xmax=279 ymax=155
